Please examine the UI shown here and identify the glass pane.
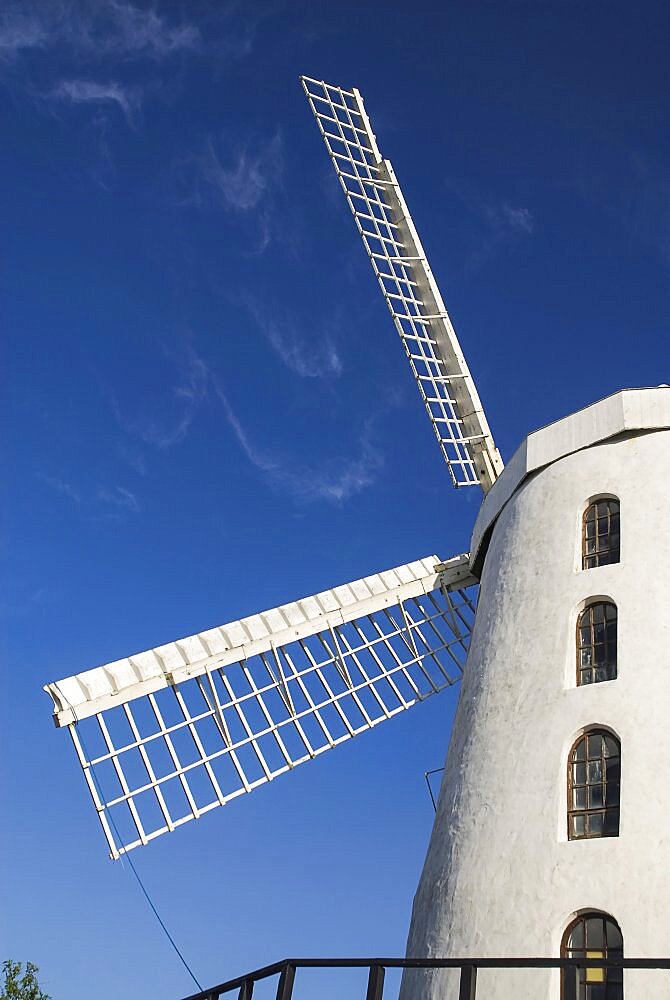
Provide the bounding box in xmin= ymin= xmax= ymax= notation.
xmin=588 ymin=760 xmax=603 ymax=783
xmin=593 ymin=641 xmax=606 ymax=662
xmin=585 ymin=950 xmax=605 ymax=984
xmin=606 ymin=922 xmax=623 ymax=949
xmin=595 ymin=668 xmax=608 ymax=683
xmin=604 ymin=810 xmax=619 ymax=835
xmin=586 ymin=919 xmax=605 ymax=949
xmin=572 ymin=814 xmax=586 ymax=837
xmin=581 ymin=669 xmax=594 ymax=685
xmin=605 ymin=758 xmax=620 ymax=782
xmin=587 ymin=734 xmax=603 ymax=759
xmin=574 ymin=787 xmax=587 ymax=809
xmin=574 ymin=762 xmax=587 ymax=784
xmin=569 ymin=921 xmax=585 ymax=948
xmin=575 ymin=739 xmax=587 ymax=761
xmin=604 ymin=736 xmax=619 ymax=758
xmin=588 ymin=785 xmax=603 ymax=808
xmin=605 ymin=782 xmax=620 ymax=806
xmin=587 ymin=813 xmax=603 ymax=836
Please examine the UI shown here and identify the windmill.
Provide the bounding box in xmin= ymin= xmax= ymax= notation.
xmin=44 ymin=78 xmax=670 ymax=1000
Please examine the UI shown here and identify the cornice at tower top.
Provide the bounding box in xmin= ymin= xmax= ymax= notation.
xmin=470 ymin=386 xmax=670 ymax=573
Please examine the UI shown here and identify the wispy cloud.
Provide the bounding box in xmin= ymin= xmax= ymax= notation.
xmin=0 ymin=2 xmax=199 ymax=64
xmin=246 ymin=300 xmax=343 ymax=379
xmin=49 ymin=78 xmax=141 ymax=127
xmin=444 ymin=178 xmax=535 ymax=271
xmin=0 ymin=10 xmax=47 ymax=61
xmin=215 ymin=381 xmax=385 ymax=504
xmin=113 ymin=345 xmax=210 ymax=450
xmin=170 ymin=132 xmax=285 ymax=252
xmin=97 ymin=484 xmax=140 ymax=513
xmin=199 ymin=132 xmax=284 ymax=212
xmin=80 ymin=0 xmax=200 ymax=59
xmin=43 ymin=475 xmax=81 ymax=504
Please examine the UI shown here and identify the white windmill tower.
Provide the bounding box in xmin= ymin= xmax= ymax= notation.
xmin=44 ymin=78 xmax=670 ymax=1000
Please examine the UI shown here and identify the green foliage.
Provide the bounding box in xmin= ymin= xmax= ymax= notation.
xmin=1 ymin=961 xmax=50 ymax=1000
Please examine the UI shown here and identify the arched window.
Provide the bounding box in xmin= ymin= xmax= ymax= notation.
xmin=583 ymin=498 xmax=620 ymax=569
xmin=577 ymin=602 xmax=617 ymax=685
xmin=568 ymin=730 xmax=620 ymax=839
xmin=562 ymin=911 xmax=623 ymax=999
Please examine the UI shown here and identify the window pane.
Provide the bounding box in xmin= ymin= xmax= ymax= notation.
xmin=605 ymin=782 xmax=620 ymax=806
xmin=582 ymin=499 xmax=620 ymax=569
xmin=574 ymin=762 xmax=587 ymax=784
xmin=588 ymin=785 xmax=603 ymax=808
xmin=604 ymin=811 xmax=619 ymax=835
xmin=605 ymin=758 xmax=620 ymax=782
xmin=587 ymin=813 xmax=603 ymax=835
xmin=569 ymin=923 xmax=585 ymax=949
xmin=572 ymin=814 xmax=585 ymax=837
xmin=587 ymin=734 xmax=603 ymax=759
xmin=586 ymin=920 xmax=605 ymax=948
xmin=587 ymin=760 xmax=603 ymax=782
xmin=607 ymin=923 xmax=623 ymax=949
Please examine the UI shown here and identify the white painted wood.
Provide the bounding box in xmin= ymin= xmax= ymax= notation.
xmin=45 ymin=554 xmax=474 ymax=728
xmin=301 ymin=76 xmax=504 ymax=491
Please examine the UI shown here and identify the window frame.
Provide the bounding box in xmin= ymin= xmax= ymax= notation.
xmin=582 ymin=497 xmax=620 ymax=570
xmin=567 ymin=729 xmax=620 ymax=841
xmin=575 ymin=600 xmax=618 ymax=686
xmin=561 ymin=910 xmax=623 ymax=1000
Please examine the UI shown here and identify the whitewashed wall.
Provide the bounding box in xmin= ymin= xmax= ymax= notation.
xmin=401 ymin=415 xmax=670 ymax=1000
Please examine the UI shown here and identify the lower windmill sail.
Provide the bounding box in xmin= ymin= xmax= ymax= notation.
xmin=45 ymin=554 xmax=477 ymax=858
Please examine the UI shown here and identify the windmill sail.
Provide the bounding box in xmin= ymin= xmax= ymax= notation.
xmin=45 ymin=555 xmax=477 ymax=858
xmin=301 ymin=76 xmax=503 ymax=492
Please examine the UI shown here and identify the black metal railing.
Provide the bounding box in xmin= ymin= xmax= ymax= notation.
xmin=181 ymin=955 xmax=670 ymax=1000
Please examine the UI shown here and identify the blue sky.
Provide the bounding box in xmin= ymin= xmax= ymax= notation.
xmin=1 ymin=1 xmax=668 ymax=997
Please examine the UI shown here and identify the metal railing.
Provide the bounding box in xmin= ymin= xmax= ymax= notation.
xmin=181 ymin=956 xmax=670 ymax=1000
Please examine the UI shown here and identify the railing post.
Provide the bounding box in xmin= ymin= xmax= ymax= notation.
xmin=365 ymin=964 xmax=385 ymax=1000
xmin=275 ymin=963 xmax=295 ymax=1000
xmin=458 ymin=963 xmax=477 ymax=1000
xmin=238 ymin=980 xmax=253 ymax=1000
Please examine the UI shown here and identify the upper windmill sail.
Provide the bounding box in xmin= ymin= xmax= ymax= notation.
xmin=301 ymin=76 xmax=504 ymax=492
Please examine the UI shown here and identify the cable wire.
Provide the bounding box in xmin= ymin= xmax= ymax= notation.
xmin=60 ymin=694 xmax=203 ymax=993
xmin=424 ymin=767 xmax=444 ymax=813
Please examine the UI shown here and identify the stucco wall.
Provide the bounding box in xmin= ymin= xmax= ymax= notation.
xmin=401 ymin=426 xmax=670 ymax=999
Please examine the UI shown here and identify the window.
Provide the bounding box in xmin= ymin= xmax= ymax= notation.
xmin=568 ymin=730 xmax=620 ymax=839
xmin=577 ymin=602 xmax=617 ymax=685
xmin=583 ymin=499 xmax=620 ymax=569
xmin=562 ymin=911 xmax=623 ymax=1000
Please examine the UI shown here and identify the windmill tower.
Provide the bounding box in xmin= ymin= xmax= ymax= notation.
xmin=401 ymin=388 xmax=670 ymax=1000
xmin=43 ymin=78 xmax=670 ymax=1000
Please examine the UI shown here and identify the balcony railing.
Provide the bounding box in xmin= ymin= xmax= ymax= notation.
xmin=180 ymin=956 xmax=670 ymax=1000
